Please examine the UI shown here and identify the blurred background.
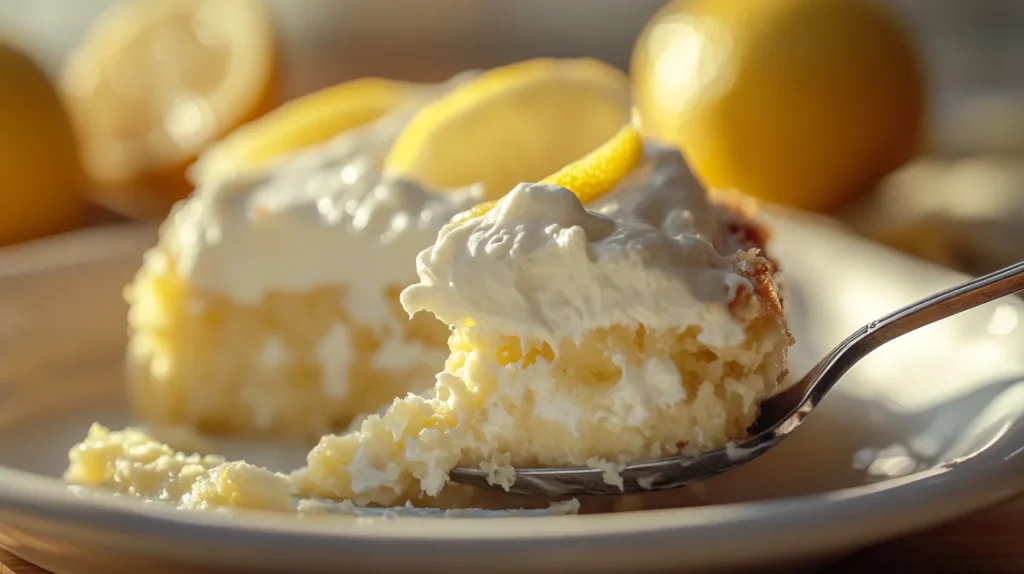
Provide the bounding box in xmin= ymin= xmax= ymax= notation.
xmin=3 ymin=0 xmax=1024 ymax=276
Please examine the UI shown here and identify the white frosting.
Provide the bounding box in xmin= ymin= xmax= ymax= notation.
xmin=164 ymin=74 xmax=480 ymax=312
xmin=592 ymin=143 xmax=749 ymax=256
xmin=401 ymin=148 xmax=753 ymax=347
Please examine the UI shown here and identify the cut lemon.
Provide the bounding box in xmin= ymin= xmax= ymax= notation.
xmin=452 ymin=126 xmax=644 ymax=223
xmin=192 ymin=77 xmax=419 ymax=183
xmin=61 ymin=0 xmax=278 ymax=219
xmin=384 ymin=58 xmax=631 ymax=200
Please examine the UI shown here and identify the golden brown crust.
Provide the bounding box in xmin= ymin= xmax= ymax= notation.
xmin=710 ymin=190 xmax=790 ymax=347
xmin=709 ymin=188 xmax=771 ymax=242
xmin=707 ymin=188 xmax=782 ymax=277
xmin=728 ymin=250 xmax=794 ymax=346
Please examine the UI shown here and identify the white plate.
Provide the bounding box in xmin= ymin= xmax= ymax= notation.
xmin=0 ymin=211 xmax=1021 ymax=574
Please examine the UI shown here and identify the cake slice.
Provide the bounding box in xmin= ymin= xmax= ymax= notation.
xmin=295 ymin=147 xmax=791 ymax=506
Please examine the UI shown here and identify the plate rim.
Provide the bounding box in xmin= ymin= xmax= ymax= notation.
xmin=0 ymin=215 xmax=1021 ymax=554
xmin=0 ymin=444 xmax=1019 ymax=545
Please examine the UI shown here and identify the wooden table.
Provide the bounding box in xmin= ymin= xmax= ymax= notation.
xmin=1 ymin=496 xmax=1020 ymax=573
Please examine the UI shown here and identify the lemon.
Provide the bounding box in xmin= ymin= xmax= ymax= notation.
xmin=61 ymin=0 xmax=279 ymax=219
xmin=385 ymin=58 xmax=632 ymax=200
xmin=632 ymin=0 xmax=926 ymax=212
xmin=0 ymin=42 xmax=85 ymax=247
xmin=193 ymin=78 xmax=419 ymax=183
xmin=453 ymin=126 xmax=644 ymax=223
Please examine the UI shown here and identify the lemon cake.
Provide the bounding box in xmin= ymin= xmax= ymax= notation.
xmin=127 ymin=59 xmax=632 ymax=440
xmin=68 ymin=133 xmax=789 ymax=511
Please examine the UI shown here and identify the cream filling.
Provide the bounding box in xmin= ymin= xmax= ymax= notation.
xmin=402 ymin=163 xmax=752 ymax=348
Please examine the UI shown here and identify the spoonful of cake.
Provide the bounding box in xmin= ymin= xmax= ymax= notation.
xmin=448 ymin=258 xmax=1024 ymax=496
xmin=295 ymin=149 xmax=1024 ymax=506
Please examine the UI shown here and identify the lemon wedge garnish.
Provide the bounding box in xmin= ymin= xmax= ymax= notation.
xmin=61 ymin=0 xmax=278 ymax=218
xmin=452 ymin=126 xmax=644 ymax=223
xmin=384 ymin=58 xmax=631 ymax=200
xmin=193 ymin=77 xmax=419 ymax=182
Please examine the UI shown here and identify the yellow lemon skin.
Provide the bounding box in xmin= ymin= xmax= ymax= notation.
xmin=452 ymin=126 xmax=644 ymax=224
xmin=632 ymin=0 xmax=926 ymax=212
xmin=541 ymin=125 xmax=645 ymax=204
xmin=0 ymin=42 xmax=86 ymax=247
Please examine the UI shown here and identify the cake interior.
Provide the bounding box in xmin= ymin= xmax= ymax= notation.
xmin=127 ymin=248 xmax=449 ymax=441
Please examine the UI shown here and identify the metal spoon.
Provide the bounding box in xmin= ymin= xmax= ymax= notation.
xmin=448 ymin=259 xmax=1024 ymax=496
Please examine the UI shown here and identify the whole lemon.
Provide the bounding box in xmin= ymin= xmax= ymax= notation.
xmin=0 ymin=42 xmax=86 ymax=247
xmin=632 ymin=0 xmax=926 ymax=212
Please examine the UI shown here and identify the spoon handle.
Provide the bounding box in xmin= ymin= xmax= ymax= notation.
xmin=757 ymin=259 xmax=1024 ymax=434
xmin=859 ymin=258 xmax=1024 ymax=349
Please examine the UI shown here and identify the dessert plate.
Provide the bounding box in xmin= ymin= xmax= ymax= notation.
xmin=0 ymin=210 xmax=1021 ymax=574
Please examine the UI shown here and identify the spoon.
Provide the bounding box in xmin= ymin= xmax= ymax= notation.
xmin=448 ymin=259 xmax=1024 ymax=496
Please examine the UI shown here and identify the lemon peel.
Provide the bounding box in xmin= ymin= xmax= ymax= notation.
xmin=451 ymin=126 xmax=644 ymax=224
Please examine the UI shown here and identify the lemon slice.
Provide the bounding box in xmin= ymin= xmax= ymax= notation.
xmin=453 ymin=126 xmax=644 ymax=223
xmin=384 ymin=58 xmax=631 ymax=200
xmin=193 ymin=78 xmax=419 ymax=183
xmin=61 ymin=0 xmax=278 ymax=218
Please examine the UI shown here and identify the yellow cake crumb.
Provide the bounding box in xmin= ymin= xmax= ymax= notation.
xmin=65 ymin=424 xmax=226 ymax=502
xmin=182 ymin=461 xmax=292 ymax=512
xmin=126 ymin=248 xmax=449 ymax=441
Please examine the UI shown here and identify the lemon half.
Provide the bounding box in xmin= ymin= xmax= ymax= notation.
xmin=193 ymin=77 xmax=420 ymax=183
xmin=61 ymin=0 xmax=278 ymax=218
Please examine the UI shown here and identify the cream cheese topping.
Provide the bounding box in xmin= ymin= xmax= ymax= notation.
xmin=162 ymin=74 xmax=482 ymax=324
xmin=401 ymin=148 xmax=753 ymax=348
xmin=592 ymin=142 xmax=754 ymax=259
